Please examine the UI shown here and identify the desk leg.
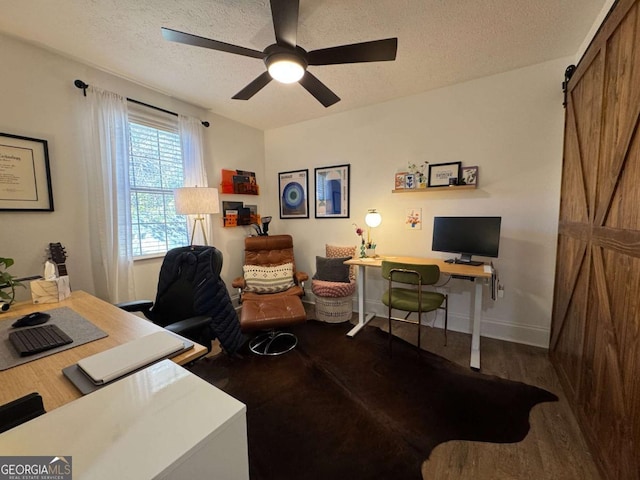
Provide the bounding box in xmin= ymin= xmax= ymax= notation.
xmin=470 ymin=279 xmax=483 ymax=371
xmin=347 ymin=264 xmax=376 ymax=337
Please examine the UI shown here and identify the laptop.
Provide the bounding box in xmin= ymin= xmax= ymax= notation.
xmin=77 ymin=331 xmax=185 ymax=385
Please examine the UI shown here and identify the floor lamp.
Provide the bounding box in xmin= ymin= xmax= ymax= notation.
xmin=174 ymin=187 xmax=220 ymax=246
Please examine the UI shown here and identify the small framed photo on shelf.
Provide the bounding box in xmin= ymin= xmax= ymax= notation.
xmin=278 ymin=169 xmax=309 ymax=219
xmin=461 ymin=166 xmax=478 ymax=185
xmin=394 ymin=172 xmax=407 ymax=189
xmin=427 ymin=161 xmax=461 ymax=187
xmin=404 ymin=174 xmax=416 ymax=189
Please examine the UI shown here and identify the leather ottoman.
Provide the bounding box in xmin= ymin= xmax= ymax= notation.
xmin=240 ymin=296 xmax=306 ymax=331
xmin=239 ymin=297 xmax=306 ymax=355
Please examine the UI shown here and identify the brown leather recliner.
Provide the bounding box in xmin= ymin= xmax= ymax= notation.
xmin=232 ymin=234 xmax=308 ymax=355
xmin=232 ymin=235 xmax=308 ymax=301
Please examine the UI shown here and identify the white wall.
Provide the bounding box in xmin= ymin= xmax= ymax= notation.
xmin=575 ymin=0 xmax=616 ymax=62
xmin=264 ymin=57 xmax=570 ymax=347
xmin=0 ymin=32 xmax=572 ymax=348
xmin=0 ymin=34 xmax=264 ymax=303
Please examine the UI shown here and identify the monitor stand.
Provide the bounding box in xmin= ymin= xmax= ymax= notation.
xmin=449 ymin=254 xmax=483 ymax=267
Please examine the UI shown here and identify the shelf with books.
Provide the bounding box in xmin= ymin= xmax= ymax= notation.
xmin=220 ymin=169 xmax=259 ymax=195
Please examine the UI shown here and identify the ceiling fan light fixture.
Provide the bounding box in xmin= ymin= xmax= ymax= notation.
xmin=267 ymin=53 xmax=306 ymax=83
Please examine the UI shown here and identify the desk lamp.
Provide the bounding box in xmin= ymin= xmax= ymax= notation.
xmin=365 ymin=209 xmax=382 ymax=252
xmin=174 ymin=187 xmax=220 ymax=246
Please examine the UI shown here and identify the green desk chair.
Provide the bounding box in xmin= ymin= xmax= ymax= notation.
xmin=381 ymin=261 xmax=448 ymax=355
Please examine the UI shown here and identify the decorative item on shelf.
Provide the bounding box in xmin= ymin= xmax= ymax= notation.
xmin=220 ymin=169 xmax=259 ymax=195
xmin=404 ymin=173 xmax=416 ymax=189
xmin=224 ymin=212 xmax=238 ymax=227
xmin=406 ymin=208 xmax=422 ymax=230
xmin=461 ymin=166 xmax=478 ymax=186
xmin=428 ymin=161 xmax=461 ymax=187
xmin=222 ymin=201 xmax=260 ymax=228
xmin=408 ymin=161 xmax=429 ymax=189
xmin=174 ymin=186 xmax=220 ymax=245
xmin=394 ymin=172 xmax=407 ymax=190
xmin=0 ymin=257 xmax=25 ymax=311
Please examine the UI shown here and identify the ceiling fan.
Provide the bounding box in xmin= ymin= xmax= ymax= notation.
xmin=161 ymin=0 xmax=398 ymax=107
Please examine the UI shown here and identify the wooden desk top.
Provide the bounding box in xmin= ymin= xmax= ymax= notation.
xmin=0 ymin=291 xmax=207 ymax=411
xmin=345 ymin=255 xmax=492 ymax=279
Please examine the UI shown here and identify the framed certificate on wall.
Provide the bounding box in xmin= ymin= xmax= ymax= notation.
xmin=0 ymin=133 xmax=53 ymax=211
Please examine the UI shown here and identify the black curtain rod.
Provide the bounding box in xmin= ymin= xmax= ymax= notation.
xmin=74 ymin=79 xmax=210 ymax=128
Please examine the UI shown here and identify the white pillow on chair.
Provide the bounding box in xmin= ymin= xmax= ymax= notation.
xmin=243 ymin=263 xmax=295 ymax=293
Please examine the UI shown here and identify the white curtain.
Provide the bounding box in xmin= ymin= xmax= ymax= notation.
xmin=84 ymin=86 xmax=136 ymax=303
xmin=179 ymin=115 xmax=211 ymax=245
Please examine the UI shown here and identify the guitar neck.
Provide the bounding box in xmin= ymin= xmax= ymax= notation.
xmin=56 ymin=263 xmax=68 ymax=277
xmin=47 ymin=243 xmax=68 ymax=278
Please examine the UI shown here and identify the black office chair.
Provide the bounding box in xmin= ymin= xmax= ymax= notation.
xmin=381 ymin=260 xmax=448 ymax=356
xmin=117 ymin=246 xmax=243 ymax=354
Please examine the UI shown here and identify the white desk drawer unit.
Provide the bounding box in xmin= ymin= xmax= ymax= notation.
xmin=0 ymin=360 xmax=249 ymax=480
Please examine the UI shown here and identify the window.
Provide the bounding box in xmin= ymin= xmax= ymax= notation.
xmin=128 ymin=112 xmax=188 ymax=257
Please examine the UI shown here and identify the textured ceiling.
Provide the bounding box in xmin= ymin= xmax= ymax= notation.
xmin=0 ymin=0 xmax=606 ymax=130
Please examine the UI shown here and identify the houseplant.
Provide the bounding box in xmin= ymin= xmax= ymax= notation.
xmin=0 ymin=257 xmax=25 ymax=309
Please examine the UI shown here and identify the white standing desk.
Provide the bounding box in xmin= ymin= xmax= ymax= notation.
xmin=0 ymin=360 xmax=249 ymax=480
xmin=344 ymin=256 xmax=492 ymax=370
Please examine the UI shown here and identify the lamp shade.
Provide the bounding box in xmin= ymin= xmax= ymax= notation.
xmin=174 ymin=187 xmax=220 ymax=215
xmin=365 ymin=209 xmax=382 ymax=228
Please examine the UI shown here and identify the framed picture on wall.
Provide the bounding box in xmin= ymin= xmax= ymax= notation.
xmin=278 ymin=169 xmax=309 ymax=219
xmin=0 ymin=133 xmax=54 ymax=211
xmin=427 ymin=161 xmax=461 ymax=187
xmin=461 ymin=166 xmax=478 ymax=185
xmin=314 ymin=164 xmax=350 ymax=218
xmin=406 ymin=208 xmax=422 ymax=230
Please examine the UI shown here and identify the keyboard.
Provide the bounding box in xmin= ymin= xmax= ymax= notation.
xmin=9 ymin=324 xmax=73 ymax=357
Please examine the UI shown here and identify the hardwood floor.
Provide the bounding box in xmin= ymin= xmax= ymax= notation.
xmin=364 ymin=315 xmax=602 ymax=480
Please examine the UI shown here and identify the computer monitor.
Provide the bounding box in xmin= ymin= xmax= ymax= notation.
xmin=432 ymin=216 xmax=501 ymax=266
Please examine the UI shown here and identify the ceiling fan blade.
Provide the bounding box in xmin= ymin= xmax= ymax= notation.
xmin=298 ymin=71 xmax=340 ymax=108
xmin=308 ymin=38 xmax=398 ymax=65
xmin=270 ymin=0 xmax=299 ymax=47
xmin=232 ymin=71 xmax=273 ymax=100
xmin=161 ymin=27 xmax=265 ymax=59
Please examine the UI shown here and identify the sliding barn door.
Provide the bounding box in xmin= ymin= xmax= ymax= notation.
xmin=551 ymin=0 xmax=640 ymax=479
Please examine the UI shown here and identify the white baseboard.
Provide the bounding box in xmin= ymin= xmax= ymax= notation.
xmin=237 ymin=291 xmax=551 ymax=349
xmin=312 ymin=294 xmax=550 ymax=349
